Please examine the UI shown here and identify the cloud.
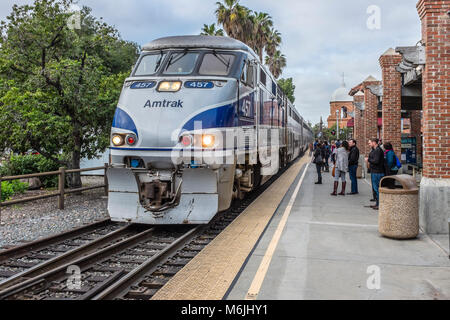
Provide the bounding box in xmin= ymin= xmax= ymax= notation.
xmin=0 ymin=0 xmax=422 ymax=124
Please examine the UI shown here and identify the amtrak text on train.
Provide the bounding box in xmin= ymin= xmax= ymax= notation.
xmin=144 ymin=100 xmax=184 ymax=108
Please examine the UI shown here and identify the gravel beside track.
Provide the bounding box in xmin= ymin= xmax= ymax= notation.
xmin=0 ymin=177 xmax=109 ymax=249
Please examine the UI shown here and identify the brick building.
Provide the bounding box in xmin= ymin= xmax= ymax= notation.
xmin=327 ymin=80 xmax=354 ymax=130
xmin=345 ymin=0 xmax=448 ymax=234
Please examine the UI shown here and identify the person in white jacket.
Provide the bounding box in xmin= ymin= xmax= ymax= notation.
xmin=331 ymin=141 xmax=349 ymax=196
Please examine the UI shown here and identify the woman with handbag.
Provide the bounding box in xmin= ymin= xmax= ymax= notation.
xmin=331 ymin=141 xmax=350 ymax=196
xmin=314 ymin=142 xmax=325 ymax=184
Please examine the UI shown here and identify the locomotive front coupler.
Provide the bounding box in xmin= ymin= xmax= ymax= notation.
xmin=137 ymin=168 xmax=182 ymax=214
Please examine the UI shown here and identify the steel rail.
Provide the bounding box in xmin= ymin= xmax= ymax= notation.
xmin=92 ymin=226 xmax=201 ymax=300
xmin=0 ymin=223 xmax=133 ymax=291
xmin=0 ymin=227 xmax=156 ymax=300
xmin=0 ymin=219 xmax=112 ymax=261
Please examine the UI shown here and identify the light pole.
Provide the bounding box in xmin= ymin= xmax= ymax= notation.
xmin=336 ymin=110 xmax=340 ymax=140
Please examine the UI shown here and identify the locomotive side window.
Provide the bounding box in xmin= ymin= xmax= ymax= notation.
xmin=199 ymin=53 xmax=235 ymax=76
xmin=241 ymin=62 xmax=247 ymax=82
xmin=134 ymin=53 xmax=166 ymax=76
xmin=260 ymin=68 xmax=266 ymax=86
xmin=163 ymin=52 xmax=199 ymax=75
xmin=241 ymin=61 xmax=255 ymax=87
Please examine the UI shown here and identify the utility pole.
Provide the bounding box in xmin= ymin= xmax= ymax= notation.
xmin=319 ymin=117 xmax=323 ymax=139
xmin=336 ymin=110 xmax=340 ymax=140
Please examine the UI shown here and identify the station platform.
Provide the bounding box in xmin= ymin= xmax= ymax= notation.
xmin=153 ymin=155 xmax=450 ymax=300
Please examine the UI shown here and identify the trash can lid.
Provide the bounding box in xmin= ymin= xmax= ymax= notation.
xmin=380 ymin=175 xmax=419 ymax=194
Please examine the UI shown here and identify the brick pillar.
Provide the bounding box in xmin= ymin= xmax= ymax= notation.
xmin=417 ymin=0 xmax=450 ymax=234
xmin=363 ymin=76 xmax=381 ymax=155
xmin=379 ymin=48 xmax=403 ymax=158
xmin=353 ymin=92 xmax=365 ymax=152
xmin=410 ymin=110 xmax=423 ymax=165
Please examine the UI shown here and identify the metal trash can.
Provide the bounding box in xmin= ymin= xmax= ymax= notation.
xmin=378 ymin=175 xmax=419 ymax=239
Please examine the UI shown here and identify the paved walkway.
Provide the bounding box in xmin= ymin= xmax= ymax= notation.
xmin=152 ymin=156 xmax=310 ymax=300
xmin=227 ymin=162 xmax=450 ymax=300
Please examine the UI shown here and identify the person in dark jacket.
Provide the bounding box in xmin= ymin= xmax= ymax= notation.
xmin=365 ymin=138 xmax=385 ymax=210
xmin=323 ymin=141 xmax=331 ymax=172
xmin=383 ymin=142 xmax=399 ymax=189
xmin=313 ymin=142 xmax=325 ymax=184
xmin=347 ymin=139 xmax=360 ymax=195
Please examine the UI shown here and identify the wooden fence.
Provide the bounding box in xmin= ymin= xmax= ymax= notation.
xmin=0 ymin=164 xmax=109 ymax=223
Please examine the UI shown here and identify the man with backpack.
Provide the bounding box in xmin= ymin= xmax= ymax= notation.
xmin=383 ymin=142 xmax=402 ymax=189
xmin=313 ymin=142 xmax=325 ymax=184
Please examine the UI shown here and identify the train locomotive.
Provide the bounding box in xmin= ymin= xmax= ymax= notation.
xmin=107 ymin=35 xmax=313 ymax=225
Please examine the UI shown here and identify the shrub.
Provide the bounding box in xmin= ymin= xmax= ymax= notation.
xmin=1 ymin=154 xmax=61 ymax=188
xmin=1 ymin=180 xmax=28 ymax=202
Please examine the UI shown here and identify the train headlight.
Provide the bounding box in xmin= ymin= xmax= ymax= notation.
xmin=158 ymin=81 xmax=182 ymax=92
xmin=202 ymin=134 xmax=215 ymax=148
xmin=112 ymin=134 xmax=125 ymax=146
xmin=126 ymin=134 xmax=137 ymax=146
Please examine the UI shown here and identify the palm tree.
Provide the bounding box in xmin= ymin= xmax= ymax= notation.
xmin=215 ymin=1 xmax=287 ymax=68
xmin=215 ymin=0 xmax=252 ymax=43
xmin=200 ymin=23 xmax=224 ymax=36
xmin=249 ymin=12 xmax=273 ymax=61
xmin=265 ymin=50 xmax=286 ymax=79
xmin=266 ymin=28 xmax=282 ymax=57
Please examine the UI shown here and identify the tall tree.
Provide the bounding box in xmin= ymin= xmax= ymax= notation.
xmin=278 ymin=78 xmax=296 ymax=103
xmin=0 ymin=0 xmax=139 ymax=187
xmin=200 ymin=23 xmax=224 ymax=36
xmin=215 ymin=0 xmax=287 ymax=72
xmin=249 ymin=12 xmax=273 ymax=62
xmin=265 ymin=50 xmax=286 ymax=79
xmin=266 ymin=28 xmax=282 ymax=57
xmin=215 ymin=0 xmax=252 ymax=43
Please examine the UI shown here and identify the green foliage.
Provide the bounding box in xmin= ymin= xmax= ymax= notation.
xmin=1 ymin=180 xmax=28 ymax=202
xmin=215 ymin=0 xmax=285 ymax=77
xmin=278 ymin=78 xmax=296 ymax=103
xmin=1 ymin=154 xmax=61 ymax=188
xmin=0 ymin=0 xmax=139 ymax=178
xmin=200 ymin=24 xmax=224 ymax=36
xmin=312 ymin=125 xmax=353 ymax=142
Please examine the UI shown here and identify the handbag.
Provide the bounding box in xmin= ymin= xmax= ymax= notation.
xmin=332 ymin=166 xmax=336 ymax=177
xmin=315 ymin=154 xmax=323 ymax=164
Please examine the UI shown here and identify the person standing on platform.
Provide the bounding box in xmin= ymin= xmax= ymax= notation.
xmin=323 ymin=141 xmax=331 ymax=172
xmin=383 ymin=142 xmax=400 ymax=189
xmin=348 ymin=139 xmax=360 ymax=195
xmin=313 ymin=142 xmax=325 ymax=185
xmin=313 ymin=139 xmax=319 ymax=151
xmin=366 ymin=138 xmax=385 ymax=210
xmin=331 ymin=141 xmax=349 ymax=196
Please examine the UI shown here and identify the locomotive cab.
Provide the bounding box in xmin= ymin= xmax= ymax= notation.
xmin=107 ymin=36 xmax=313 ymax=225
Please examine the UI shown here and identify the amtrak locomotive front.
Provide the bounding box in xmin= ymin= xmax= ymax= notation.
xmin=107 ymin=35 xmax=313 ymax=225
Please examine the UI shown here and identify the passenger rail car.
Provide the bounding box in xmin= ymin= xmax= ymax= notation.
xmin=108 ymin=35 xmax=313 ymax=225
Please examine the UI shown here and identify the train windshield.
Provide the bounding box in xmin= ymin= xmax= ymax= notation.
xmin=163 ymin=52 xmax=200 ymax=75
xmin=199 ymin=53 xmax=235 ymax=76
xmin=134 ymin=50 xmax=239 ymax=77
xmin=134 ymin=52 xmax=166 ymax=76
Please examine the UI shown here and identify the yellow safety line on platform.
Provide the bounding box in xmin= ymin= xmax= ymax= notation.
xmin=245 ymin=163 xmax=309 ymax=300
xmin=151 ymin=155 xmax=310 ymax=300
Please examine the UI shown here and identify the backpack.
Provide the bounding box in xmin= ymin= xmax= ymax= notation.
xmin=395 ymin=154 xmax=402 ymax=169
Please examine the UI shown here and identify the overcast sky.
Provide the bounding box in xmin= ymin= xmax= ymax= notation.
xmin=0 ymin=0 xmax=421 ymax=124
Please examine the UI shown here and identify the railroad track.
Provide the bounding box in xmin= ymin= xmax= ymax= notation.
xmin=0 ymin=226 xmax=197 ymax=300
xmin=0 ymin=219 xmax=128 ymax=290
xmin=0 ymin=156 xmax=303 ymax=300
